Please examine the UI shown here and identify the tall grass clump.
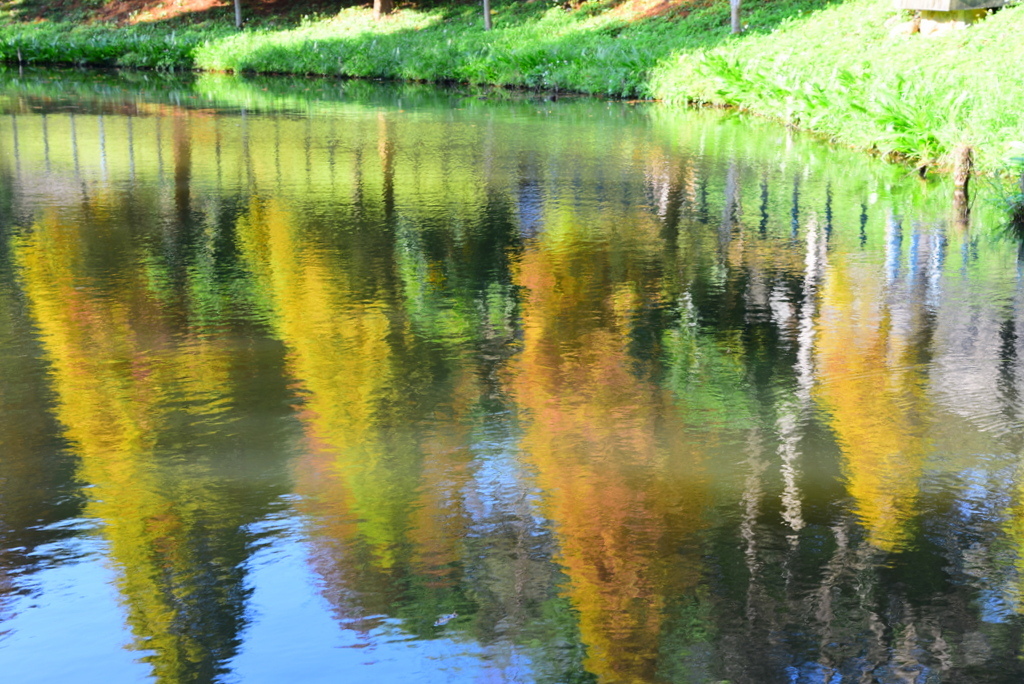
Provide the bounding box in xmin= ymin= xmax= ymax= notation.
xmin=0 ymin=22 xmax=222 ymax=68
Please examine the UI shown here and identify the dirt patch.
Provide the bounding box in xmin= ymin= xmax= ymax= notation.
xmin=607 ymin=0 xmax=712 ymax=20
xmin=95 ymin=0 xmax=227 ymax=24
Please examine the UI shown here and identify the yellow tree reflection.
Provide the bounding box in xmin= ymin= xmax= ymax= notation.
xmin=815 ymin=253 xmax=930 ymax=553
xmin=14 ymin=204 xmax=249 ymax=682
xmin=506 ymin=211 xmax=707 ymax=682
xmin=235 ymin=197 xmax=478 ymax=625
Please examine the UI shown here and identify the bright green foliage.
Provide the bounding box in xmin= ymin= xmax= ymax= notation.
xmin=0 ymin=22 xmax=219 ymax=68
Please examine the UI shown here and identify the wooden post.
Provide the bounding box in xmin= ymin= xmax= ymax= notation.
xmin=730 ymin=0 xmax=742 ymax=33
xmin=234 ymin=0 xmax=243 ymax=29
xmin=483 ymin=0 xmax=492 ymax=31
xmin=374 ymin=0 xmax=394 ymax=21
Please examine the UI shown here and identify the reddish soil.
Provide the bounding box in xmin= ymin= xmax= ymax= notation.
xmin=2 ymin=0 xmax=693 ymax=26
xmin=4 ymin=0 xmax=357 ymax=25
xmin=608 ymin=0 xmax=705 ymax=20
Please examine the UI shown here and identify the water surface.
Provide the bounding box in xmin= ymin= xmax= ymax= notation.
xmin=0 ymin=69 xmax=1022 ymax=684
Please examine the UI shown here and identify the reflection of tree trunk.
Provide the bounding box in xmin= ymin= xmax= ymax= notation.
xmin=886 ymin=212 xmax=903 ymax=285
xmin=811 ymin=522 xmax=850 ymax=678
xmin=659 ymin=161 xmax=686 ymax=299
xmin=904 ymin=226 xmax=942 ymax=369
xmin=721 ymin=161 xmax=740 ymax=243
xmin=41 ymin=113 xmax=50 ymax=173
xmin=515 ymin=152 xmax=544 ymax=238
xmin=328 ymin=119 xmax=337 ymax=191
xmin=483 ymin=113 xmax=494 ymax=192
xmin=737 ymin=429 xmax=769 ymax=683
xmin=778 ymin=215 xmax=823 ymax=540
xmin=758 ymin=175 xmax=769 ymax=236
xmin=274 ymin=118 xmax=281 ymax=191
xmin=305 ymin=116 xmax=313 ymax=191
xmin=892 ymin=607 xmax=924 ymax=684
xmin=506 ymin=488 xmax=538 ymax=637
xmin=214 ymin=117 xmax=221 ymax=192
xmin=155 ymin=116 xmax=164 ymax=181
xmin=778 ymin=414 xmax=804 ymax=538
xmin=696 ymin=172 xmax=709 ymax=225
xmin=9 ymin=113 xmax=20 ymax=177
xmin=98 ymin=115 xmax=108 ymax=182
xmin=720 ymin=161 xmax=741 ymax=281
xmin=241 ymin=109 xmax=252 ymax=190
xmin=740 ymin=431 xmax=765 ymax=619
xmin=173 ymin=113 xmax=191 ymax=224
xmin=999 ymin=269 xmax=1024 ymax=450
xmin=859 ymin=202 xmax=868 ymax=247
xmin=824 ymin=183 xmax=833 ymax=240
xmin=790 ymin=174 xmax=800 ymax=239
xmin=69 ymin=113 xmax=80 ymax=179
xmin=126 ymin=116 xmax=135 ymax=181
xmin=352 ymin=147 xmax=364 ymax=219
xmin=378 ymin=113 xmax=395 ymax=227
xmin=661 ymin=166 xmax=685 ymax=244
xmin=1016 ymin=268 xmax=1024 ymax=441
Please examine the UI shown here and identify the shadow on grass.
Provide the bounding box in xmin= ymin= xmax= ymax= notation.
xmin=0 ymin=0 xmax=841 ymax=98
xmin=189 ymin=0 xmax=840 ymax=97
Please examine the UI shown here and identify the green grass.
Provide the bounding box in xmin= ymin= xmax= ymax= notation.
xmin=0 ymin=0 xmax=826 ymax=93
xmin=1 ymin=0 xmax=1023 ymax=173
xmin=188 ymin=2 xmax=760 ymax=97
xmin=650 ymin=0 xmax=1024 ymax=172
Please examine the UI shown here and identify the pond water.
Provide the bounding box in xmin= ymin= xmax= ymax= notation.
xmin=0 ymin=69 xmax=1022 ymax=684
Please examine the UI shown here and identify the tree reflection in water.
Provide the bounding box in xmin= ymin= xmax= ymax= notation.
xmin=0 ymin=73 xmax=1023 ymax=682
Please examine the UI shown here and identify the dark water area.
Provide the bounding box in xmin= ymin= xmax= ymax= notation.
xmin=0 ymin=69 xmax=1022 ymax=684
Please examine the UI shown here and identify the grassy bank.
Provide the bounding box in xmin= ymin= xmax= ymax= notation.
xmin=652 ymin=0 xmax=1024 ymax=172
xmin=1 ymin=0 xmax=1023 ymax=173
xmin=0 ymin=0 xmax=818 ymax=89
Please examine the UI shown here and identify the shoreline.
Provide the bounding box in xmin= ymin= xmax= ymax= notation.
xmin=1 ymin=0 xmax=1022 ymax=179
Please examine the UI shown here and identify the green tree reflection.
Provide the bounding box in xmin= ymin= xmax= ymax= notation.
xmin=12 ymin=183 xmax=283 ymax=682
